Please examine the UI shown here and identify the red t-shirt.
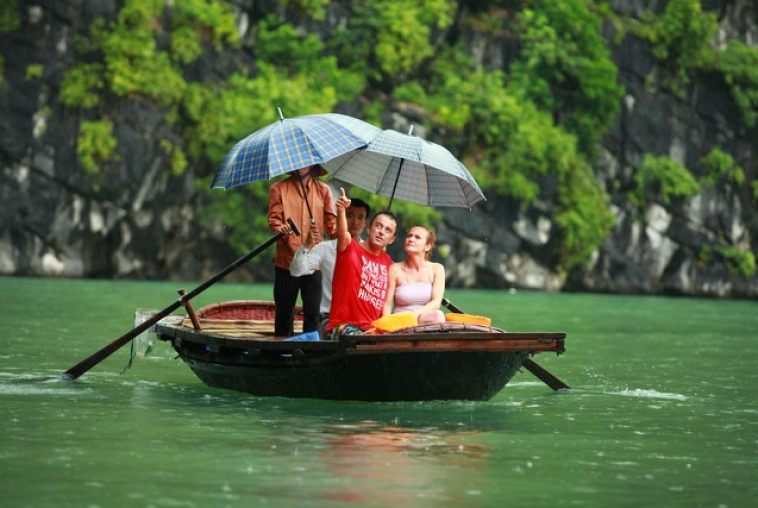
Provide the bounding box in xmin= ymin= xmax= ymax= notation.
xmin=327 ymin=239 xmax=392 ymax=332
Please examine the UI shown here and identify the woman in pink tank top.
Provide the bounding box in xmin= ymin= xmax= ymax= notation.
xmin=382 ymin=225 xmax=445 ymax=324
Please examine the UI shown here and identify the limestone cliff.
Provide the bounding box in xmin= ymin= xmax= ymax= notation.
xmin=0 ymin=0 xmax=756 ymax=298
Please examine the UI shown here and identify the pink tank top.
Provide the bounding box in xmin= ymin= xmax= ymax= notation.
xmin=393 ymin=282 xmax=433 ymax=313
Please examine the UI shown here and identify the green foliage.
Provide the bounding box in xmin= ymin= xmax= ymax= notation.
xmin=471 ymin=89 xmax=566 ymax=204
xmin=509 ymin=0 xmax=624 ymax=153
xmin=700 ymin=245 xmax=756 ymax=277
xmin=700 ymin=148 xmax=744 ymax=187
xmin=160 ymin=140 xmax=188 ymax=175
xmin=634 ymin=2 xmax=757 ymax=128
xmin=0 ymin=0 xmax=20 ymax=32
xmin=280 ymin=0 xmax=331 ymax=21
xmin=255 ymin=17 xmax=322 ymax=70
xmin=361 ymin=99 xmax=385 ymax=127
xmin=77 ymin=120 xmax=117 ymax=175
xmin=325 ymin=12 xmax=371 ymax=77
xmin=59 ymin=0 xmax=244 ymax=182
xmin=25 ymin=64 xmax=43 ymax=80
xmin=170 ymin=26 xmax=204 ymax=64
xmin=172 ymin=0 xmax=239 ymax=51
xmin=60 ymin=0 xmax=757 ymax=279
xmin=392 ymin=50 xmax=614 ymax=271
xmin=254 ymin=18 xmax=365 ymax=102
xmin=100 ymin=1 xmax=187 ymax=105
xmin=182 ymin=14 xmax=365 ymax=178
xmin=715 ymin=41 xmax=758 ymax=128
xmin=166 ymin=0 xmax=240 ymax=64
xmin=198 ymin=183 xmax=271 ymax=256
xmin=60 ymin=0 xmax=240 ymax=112
xmin=336 ymin=0 xmax=454 ymax=82
xmin=632 ymin=154 xmax=700 ymax=207
xmin=59 ymin=64 xmax=103 ymax=108
xmin=637 ymin=0 xmax=718 ymax=96
xmin=374 ymin=0 xmax=454 ymax=77
xmin=183 ymin=64 xmax=345 ymax=165
xmin=555 ymin=159 xmax=615 ymax=273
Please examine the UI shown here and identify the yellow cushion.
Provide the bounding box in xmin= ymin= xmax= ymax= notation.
xmin=445 ymin=313 xmax=492 ymax=326
xmin=371 ymin=311 xmax=418 ymax=332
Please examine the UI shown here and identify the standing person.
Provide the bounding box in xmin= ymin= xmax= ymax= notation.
xmin=268 ymin=165 xmax=335 ymax=336
xmin=382 ymin=225 xmax=445 ymax=324
xmin=289 ymin=198 xmax=371 ymax=337
xmin=326 ymin=188 xmax=398 ymax=336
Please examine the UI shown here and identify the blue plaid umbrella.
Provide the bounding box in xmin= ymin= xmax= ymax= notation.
xmin=211 ymin=110 xmax=381 ymax=189
xmin=323 ymin=128 xmax=486 ymax=209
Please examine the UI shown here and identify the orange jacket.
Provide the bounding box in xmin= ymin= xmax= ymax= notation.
xmin=268 ymin=176 xmax=336 ymax=269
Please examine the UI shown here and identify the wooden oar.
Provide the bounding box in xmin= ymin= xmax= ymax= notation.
xmin=440 ymin=297 xmax=570 ymax=391
xmin=61 ymin=218 xmax=300 ymax=381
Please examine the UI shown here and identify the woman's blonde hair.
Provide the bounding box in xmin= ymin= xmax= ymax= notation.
xmin=408 ymin=225 xmax=436 ymax=260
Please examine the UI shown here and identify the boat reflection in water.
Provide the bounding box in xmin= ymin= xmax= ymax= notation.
xmin=322 ymin=420 xmax=488 ymax=505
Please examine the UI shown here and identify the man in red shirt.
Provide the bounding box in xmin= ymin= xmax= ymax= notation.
xmin=327 ymin=188 xmax=398 ymax=336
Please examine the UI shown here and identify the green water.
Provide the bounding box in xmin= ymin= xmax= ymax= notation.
xmin=1 ymin=276 xmax=756 ymax=507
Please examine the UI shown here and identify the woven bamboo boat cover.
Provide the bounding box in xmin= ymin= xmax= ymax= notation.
xmin=180 ymin=318 xmax=303 ymax=338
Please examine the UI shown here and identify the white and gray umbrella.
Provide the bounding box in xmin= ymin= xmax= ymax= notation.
xmin=322 ymin=128 xmax=486 ymax=209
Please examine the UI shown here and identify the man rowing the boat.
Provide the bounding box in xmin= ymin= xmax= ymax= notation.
xmin=268 ymin=165 xmax=336 ymax=337
xmin=326 ymin=188 xmax=397 ymax=337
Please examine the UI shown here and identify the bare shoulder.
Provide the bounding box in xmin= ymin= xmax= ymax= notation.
xmin=431 ymin=262 xmax=445 ymax=275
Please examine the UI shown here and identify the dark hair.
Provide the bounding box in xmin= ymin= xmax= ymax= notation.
xmin=348 ymin=198 xmax=371 ymax=218
xmin=309 ymin=164 xmax=327 ymax=177
xmin=370 ymin=210 xmax=399 ymax=230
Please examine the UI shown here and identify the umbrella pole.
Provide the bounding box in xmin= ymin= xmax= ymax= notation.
xmin=386 ymin=125 xmax=415 ymax=211
xmin=387 ymin=159 xmax=405 ymax=211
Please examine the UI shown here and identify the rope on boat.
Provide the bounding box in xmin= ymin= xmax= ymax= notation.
xmin=121 ymin=339 xmax=136 ymax=374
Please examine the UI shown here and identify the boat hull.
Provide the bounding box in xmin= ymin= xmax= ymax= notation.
xmin=180 ymin=348 xmax=528 ymax=401
xmin=154 ymin=300 xmax=565 ymax=401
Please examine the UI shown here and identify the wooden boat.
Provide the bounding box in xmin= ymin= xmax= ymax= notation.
xmin=154 ymin=300 xmax=566 ymax=401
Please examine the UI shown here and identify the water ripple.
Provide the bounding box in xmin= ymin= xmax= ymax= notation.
xmin=614 ymin=388 xmax=688 ymax=401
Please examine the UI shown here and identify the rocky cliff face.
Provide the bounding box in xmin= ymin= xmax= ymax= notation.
xmin=438 ymin=0 xmax=758 ymax=298
xmin=1 ymin=1 xmax=756 ymax=297
xmin=0 ymin=1 xmax=243 ymax=281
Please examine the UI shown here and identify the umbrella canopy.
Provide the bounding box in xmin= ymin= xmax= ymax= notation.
xmin=211 ymin=111 xmax=381 ymax=189
xmin=323 ymin=129 xmax=486 ymax=209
